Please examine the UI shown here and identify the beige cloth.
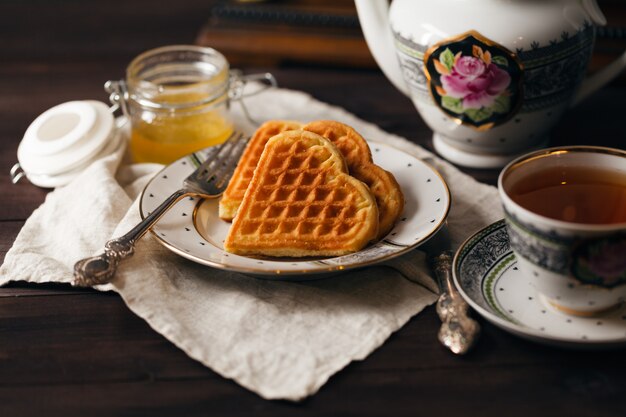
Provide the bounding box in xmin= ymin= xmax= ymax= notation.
xmin=0 ymin=86 xmax=502 ymax=401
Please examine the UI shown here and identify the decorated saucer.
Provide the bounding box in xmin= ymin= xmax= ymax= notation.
xmin=139 ymin=140 xmax=450 ymax=278
xmin=453 ymin=220 xmax=626 ymax=348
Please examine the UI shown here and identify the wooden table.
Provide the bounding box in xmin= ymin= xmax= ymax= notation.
xmin=2 ymin=1 xmax=625 ymax=416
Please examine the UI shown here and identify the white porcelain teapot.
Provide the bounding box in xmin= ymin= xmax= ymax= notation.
xmin=356 ymin=0 xmax=626 ymax=168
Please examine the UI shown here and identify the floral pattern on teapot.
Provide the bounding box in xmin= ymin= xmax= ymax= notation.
xmin=423 ymin=31 xmax=523 ymax=130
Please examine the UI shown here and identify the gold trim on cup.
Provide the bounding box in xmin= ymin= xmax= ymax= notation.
xmin=504 ymin=145 xmax=626 ymax=175
xmin=499 ymin=145 xmax=626 ymax=232
xmin=546 ymin=297 xmax=623 ymax=317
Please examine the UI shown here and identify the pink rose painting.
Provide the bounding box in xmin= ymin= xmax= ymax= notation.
xmin=572 ymin=236 xmax=626 ymax=288
xmin=425 ymin=35 xmax=521 ymax=128
xmin=441 ymin=55 xmax=510 ymax=109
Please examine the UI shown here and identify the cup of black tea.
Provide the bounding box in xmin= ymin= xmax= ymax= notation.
xmin=498 ymin=146 xmax=626 ymax=316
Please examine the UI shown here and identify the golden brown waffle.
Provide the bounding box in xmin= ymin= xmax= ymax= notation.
xmin=219 ymin=120 xmax=303 ymax=220
xmin=302 ymin=120 xmax=404 ymax=239
xmin=224 ymin=130 xmax=379 ymax=257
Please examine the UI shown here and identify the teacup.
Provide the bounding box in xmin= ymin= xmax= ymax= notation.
xmin=498 ymin=146 xmax=626 ymax=316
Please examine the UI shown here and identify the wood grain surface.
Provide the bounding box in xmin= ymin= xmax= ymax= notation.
xmin=1 ymin=1 xmax=625 ymax=416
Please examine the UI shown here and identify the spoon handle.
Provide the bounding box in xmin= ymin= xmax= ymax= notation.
xmin=433 ymin=251 xmax=480 ymax=354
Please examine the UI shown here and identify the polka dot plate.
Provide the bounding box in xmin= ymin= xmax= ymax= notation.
xmin=453 ymin=220 xmax=626 ymax=348
xmin=139 ymin=140 xmax=450 ymax=278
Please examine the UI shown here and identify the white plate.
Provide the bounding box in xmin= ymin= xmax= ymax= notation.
xmin=453 ymin=220 xmax=626 ymax=348
xmin=139 ymin=140 xmax=450 ymax=278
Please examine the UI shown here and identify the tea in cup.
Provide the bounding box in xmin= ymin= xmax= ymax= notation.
xmin=498 ymin=146 xmax=626 ymax=316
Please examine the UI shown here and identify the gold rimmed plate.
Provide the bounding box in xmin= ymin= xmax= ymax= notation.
xmin=139 ymin=140 xmax=450 ymax=278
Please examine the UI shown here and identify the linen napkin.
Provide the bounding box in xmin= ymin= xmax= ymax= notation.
xmin=0 ymin=85 xmax=503 ymax=401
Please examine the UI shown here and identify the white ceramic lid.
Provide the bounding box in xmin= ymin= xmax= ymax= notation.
xmin=17 ymin=100 xmax=115 ymax=177
xmin=20 ymin=123 xmax=124 ymax=188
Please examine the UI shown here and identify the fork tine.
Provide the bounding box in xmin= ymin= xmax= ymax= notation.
xmin=183 ymin=130 xmax=249 ymax=195
xmin=212 ymin=137 xmax=248 ymax=188
xmin=187 ymin=132 xmax=241 ymax=181
xmin=188 ymin=131 xmax=240 ymax=178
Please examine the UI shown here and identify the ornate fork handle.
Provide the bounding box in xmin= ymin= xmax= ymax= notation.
xmin=73 ymin=189 xmax=188 ymax=287
xmin=433 ymin=251 xmax=480 ymax=354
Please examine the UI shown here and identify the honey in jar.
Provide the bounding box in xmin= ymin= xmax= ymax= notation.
xmin=122 ymin=46 xmax=235 ymax=164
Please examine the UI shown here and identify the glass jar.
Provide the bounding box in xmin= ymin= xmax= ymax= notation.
xmin=107 ymin=45 xmax=274 ymax=164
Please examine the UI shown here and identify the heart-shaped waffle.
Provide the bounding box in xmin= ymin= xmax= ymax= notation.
xmin=302 ymin=121 xmax=404 ymax=239
xmin=219 ymin=120 xmax=302 ymax=221
xmin=224 ymin=130 xmax=379 ymax=257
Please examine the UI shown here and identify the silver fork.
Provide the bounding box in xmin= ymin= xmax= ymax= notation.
xmin=73 ymin=131 xmax=249 ymax=287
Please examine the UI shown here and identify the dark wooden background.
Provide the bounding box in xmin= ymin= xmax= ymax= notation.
xmin=1 ymin=1 xmax=626 ymax=416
